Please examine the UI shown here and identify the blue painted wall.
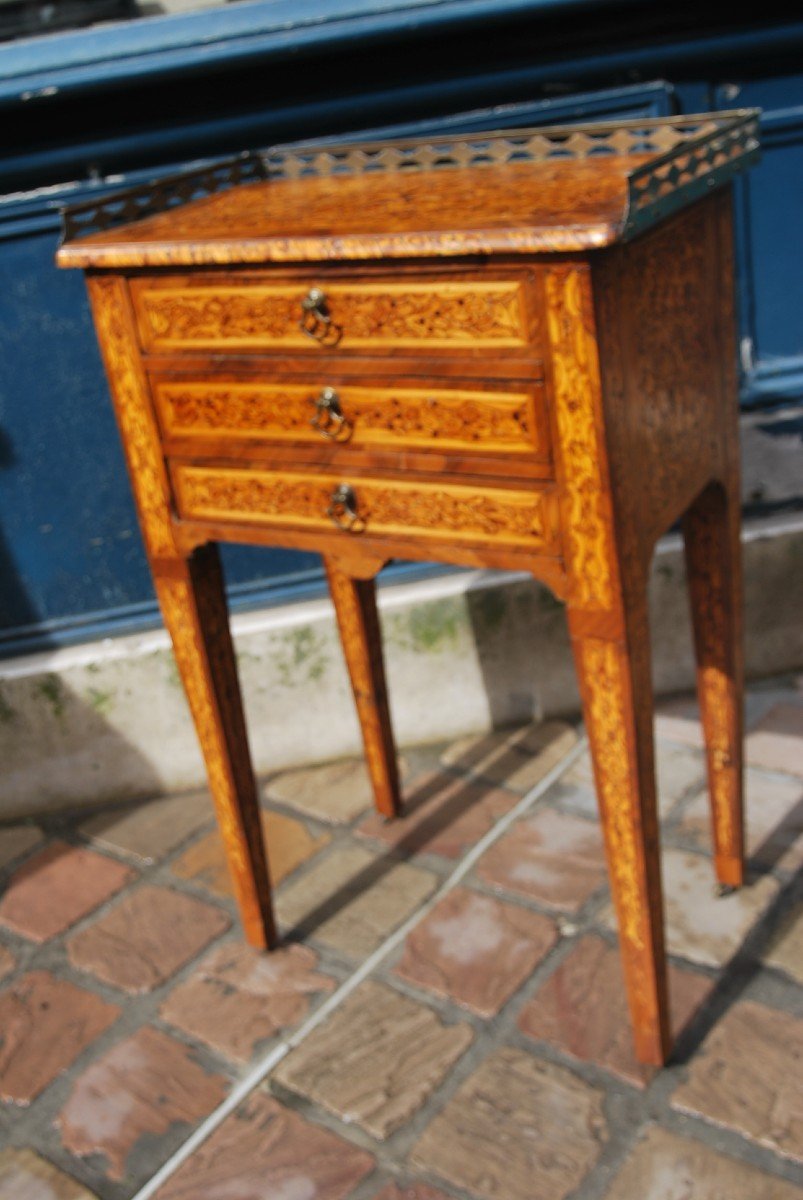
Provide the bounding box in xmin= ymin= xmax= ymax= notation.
xmin=0 ymin=3 xmax=801 ymax=656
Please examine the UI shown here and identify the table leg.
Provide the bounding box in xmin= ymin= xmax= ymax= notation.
xmin=569 ymin=597 xmax=671 ymax=1067
xmin=682 ymin=481 xmax=745 ymax=889
xmin=325 ymin=558 xmax=402 ymax=819
xmin=154 ymin=544 xmax=277 ymax=949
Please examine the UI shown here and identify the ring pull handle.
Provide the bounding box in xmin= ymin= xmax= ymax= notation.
xmin=310 ymin=387 xmax=352 ymax=441
xmin=299 ymin=288 xmax=342 ymax=346
xmin=326 ymin=483 xmax=364 ymax=533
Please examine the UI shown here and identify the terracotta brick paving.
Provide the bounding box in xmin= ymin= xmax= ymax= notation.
xmin=79 ymin=791 xmax=213 ymax=866
xmin=66 ymin=884 xmax=231 ymax=993
xmin=745 ymin=702 xmax=803 ymax=776
xmin=0 ymin=843 xmax=135 ymax=942
xmin=0 ymin=678 xmax=801 ymax=1200
xmin=671 ymin=999 xmax=803 ymax=1162
xmin=517 ymin=933 xmax=714 ymax=1086
xmin=170 ymin=809 xmax=330 ymax=894
xmin=160 ymin=941 xmax=335 ymax=1063
xmin=0 ymin=972 xmax=120 ymax=1105
xmin=395 ymin=885 xmax=557 ymax=1016
xmin=765 ymin=901 xmax=803 ymax=984
xmin=57 ymin=1028 xmax=229 ymax=1181
xmin=371 ymin=1184 xmax=451 ymax=1200
xmin=411 ymin=1045 xmax=607 ymax=1200
xmin=475 ymin=806 xmax=607 ymax=910
xmin=679 ymin=766 xmax=803 ymax=871
xmin=0 ymin=944 xmax=15 ymax=982
xmin=0 ymin=1146 xmax=99 ymax=1198
xmin=153 ymin=1092 xmax=374 ymax=1199
xmin=356 ymin=773 xmax=519 ymax=859
xmin=603 ymin=1126 xmax=803 ymax=1199
xmin=273 ymin=980 xmax=473 ymax=1138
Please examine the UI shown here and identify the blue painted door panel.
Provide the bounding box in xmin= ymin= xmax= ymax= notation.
xmin=0 ymin=224 xmax=324 ymax=652
xmin=0 ymin=80 xmax=673 ymax=656
xmin=715 ymin=76 xmax=803 ymax=404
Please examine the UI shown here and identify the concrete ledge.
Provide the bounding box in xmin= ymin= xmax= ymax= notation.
xmin=1 ymin=512 xmax=801 ymax=819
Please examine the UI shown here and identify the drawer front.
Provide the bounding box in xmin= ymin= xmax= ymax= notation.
xmin=132 ymin=274 xmax=538 ymax=355
xmin=172 ymin=464 xmax=559 ymax=554
xmin=153 ymin=376 xmax=550 ymax=462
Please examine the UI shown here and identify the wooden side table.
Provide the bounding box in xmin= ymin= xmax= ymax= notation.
xmin=58 ymin=110 xmax=759 ymax=1066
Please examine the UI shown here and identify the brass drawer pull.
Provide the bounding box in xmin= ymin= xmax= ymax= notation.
xmin=327 ymin=483 xmax=364 ymax=532
xmin=299 ymin=287 xmax=341 ymax=346
xmin=310 ymin=387 xmax=352 ymax=441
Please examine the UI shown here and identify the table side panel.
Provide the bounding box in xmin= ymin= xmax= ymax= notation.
xmin=592 ymin=190 xmax=739 ymax=561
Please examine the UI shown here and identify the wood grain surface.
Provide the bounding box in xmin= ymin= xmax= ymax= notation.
xmin=131 ymin=272 xmax=538 ymax=354
xmin=58 ymin=155 xmax=645 ymax=268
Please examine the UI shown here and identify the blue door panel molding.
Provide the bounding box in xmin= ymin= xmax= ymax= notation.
xmin=0 ymin=80 xmax=672 ymax=657
xmin=0 ymin=9 xmax=801 ymax=654
xmin=715 ymin=77 xmax=803 ymax=406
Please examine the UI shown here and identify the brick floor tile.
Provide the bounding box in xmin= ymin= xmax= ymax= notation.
xmin=565 ymin=742 xmax=704 ymax=816
xmin=517 ymin=934 xmax=713 ymax=1086
xmin=654 ymin=695 xmax=705 ymax=747
xmin=357 ymin=773 xmax=517 ymax=860
xmin=672 ymin=1000 xmax=803 ymax=1163
xmin=679 ymin=769 xmax=803 ymax=872
xmin=154 ymin=1091 xmax=374 ymax=1199
xmin=656 ymin=690 xmax=796 ymax=750
xmin=0 ymin=843 xmax=135 ymax=942
xmin=57 ymin=1027 xmax=229 ymax=1181
xmin=0 ymin=971 xmax=119 ymax=1105
xmin=160 ymin=942 xmax=335 ymax=1063
xmin=66 ymin=884 xmax=230 ymax=993
xmin=476 ymin=808 xmax=606 ymax=911
xmin=80 ymin=791 xmax=213 ymax=865
xmin=170 ymin=810 xmax=329 ymax=896
xmin=600 ymin=849 xmax=780 ymax=967
xmin=273 ymin=980 xmax=472 ymax=1139
xmin=0 ymin=944 xmax=15 ymax=982
xmin=548 ymin=779 xmax=599 ymax=818
xmin=746 ymin=703 xmax=803 ymax=776
xmin=765 ymin=903 xmax=803 ymax=985
xmin=372 ymin=1185 xmax=451 ymax=1200
xmin=0 ymin=1147 xmax=99 ymax=1199
xmin=395 ymin=887 xmax=557 ymax=1017
xmin=265 ymin=757 xmax=401 ymax=824
xmin=0 ymin=825 xmax=42 ymax=872
xmin=603 ymin=1125 xmax=803 ymax=1199
xmin=440 ymin=720 xmax=577 ymax=792
xmin=276 ymin=845 xmax=438 ymax=957
xmin=412 ymin=1045 xmax=606 ymax=1200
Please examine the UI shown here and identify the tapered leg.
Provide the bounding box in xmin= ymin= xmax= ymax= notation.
xmin=569 ymin=595 xmax=671 ymax=1067
xmin=154 ymin=544 xmax=277 ymax=948
xmin=682 ymin=481 xmax=745 ymax=888
xmin=325 ymin=558 xmax=401 ymax=819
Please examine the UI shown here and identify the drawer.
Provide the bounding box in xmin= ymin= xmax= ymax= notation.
xmin=171 ymin=463 xmax=560 ymax=555
xmin=131 ymin=271 xmax=541 ymax=357
xmin=152 ymin=374 xmax=550 ymax=465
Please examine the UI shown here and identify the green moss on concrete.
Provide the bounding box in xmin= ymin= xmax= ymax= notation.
xmin=163 ymin=653 xmax=182 ymax=689
xmin=0 ymin=686 xmax=15 ymax=724
xmin=87 ymin=687 xmax=114 ymax=715
xmin=407 ymin=599 xmax=463 ymax=654
xmin=35 ymin=674 xmax=66 ymax=719
xmin=275 ymin=625 xmax=330 ymax=686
